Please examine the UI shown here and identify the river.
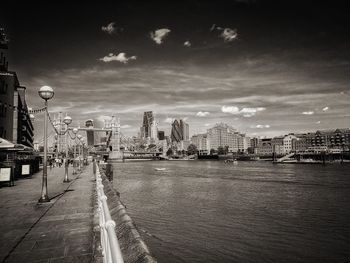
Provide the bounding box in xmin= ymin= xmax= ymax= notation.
xmin=112 ymin=161 xmax=350 ymax=263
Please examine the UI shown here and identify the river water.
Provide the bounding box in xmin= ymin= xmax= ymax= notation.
xmin=112 ymin=161 xmax=350 ymax=263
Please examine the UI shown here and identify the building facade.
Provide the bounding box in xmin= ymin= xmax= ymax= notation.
xmin=206 ymin=123 xmax=250 ymax=153
xmin=191 ymin=133 xmax=209 ymax=151
xmin=305 ymin=129 xmax=350 ymax=149
xmin=283 ymin=134 xmax=297 ymax=153
xmin=140 ymin=111 xmax=154 ymax=139
xmin=171 ymin=119 xmax=182 ymax=143
xmin=0 ymin=47 xmax=34 ymax=148
xmin=180 ymin=119 xmax=189 ymax=141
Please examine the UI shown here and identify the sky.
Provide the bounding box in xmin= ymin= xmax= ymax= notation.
xmin=1 ymin=1 xmax=350 ymax=140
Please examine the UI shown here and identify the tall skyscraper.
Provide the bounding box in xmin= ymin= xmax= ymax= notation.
xmin=180 ymin=119 xmax=189 ymax=140
xmin=140 ymin=111 xmax=154 ymax=139
xmin=171 ymin=119 xmax=182 ymax=143
xmin=150 ymin=120 xmax=158 ymax=142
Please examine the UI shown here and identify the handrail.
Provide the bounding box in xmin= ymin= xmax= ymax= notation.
xmin=95 ymin=164 xmax=124 ymax=263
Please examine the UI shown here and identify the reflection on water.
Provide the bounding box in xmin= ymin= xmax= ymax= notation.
xmin=113 ymin=161 xmax=350 ymax=263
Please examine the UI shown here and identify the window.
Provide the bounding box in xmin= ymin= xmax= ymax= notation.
xmin=0 ymin=81 xmax=7 ymax=94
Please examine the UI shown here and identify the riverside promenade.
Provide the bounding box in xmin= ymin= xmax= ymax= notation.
xmin=0 ymin=165 xmax=96 ymax=263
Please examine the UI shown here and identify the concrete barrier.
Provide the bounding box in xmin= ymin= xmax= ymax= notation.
xmin=97 ymin=166 xmax=157 ymax=263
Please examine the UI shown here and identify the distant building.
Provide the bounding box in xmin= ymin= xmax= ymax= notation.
xmin=237 ymin=134 xmax=251 ymax=152
xmin=180 ymin=119 xmax=189 ymax=140
xmin=250 ymin=137 xmax=260 ymax=149
xmin=206 ymin=123 xmax=249 ymax=153
xmin=140 ymin=111 xmax=154 ymax=139
xmin=191 ymin=133 xmax=209 ymax=151
xmin=305 ymin=129 xmax=350 ymax=149
xmin=158 ymin=131 xmax=165 ymax=140
xmin=291 ymin=134 xmax=308 ymax=152
xmin=171 ymin=119 xmax=182 ymax=143
xmin=0 ymin=47 xmax=34 ymax=148
xmin=283 ymin=134 xmax=297 ymax=153
xmin=256 ymin=138 xmax=273 ymax=155
xmin=271 ymin=136 xmax=285 ymax=155
xmin=150 ymin=120 xmax=158 ymax=143
xmin=207 ymin=123 xmax=235 ymax=151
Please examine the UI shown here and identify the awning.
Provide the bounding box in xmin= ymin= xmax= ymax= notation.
xmin=0 ymin=138 xmax=33 ymax=152
xmin=0 ymin=137 xmax=15 ymax=149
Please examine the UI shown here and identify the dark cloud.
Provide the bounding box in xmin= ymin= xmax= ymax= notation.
xmin=1 ymin=1 xmax=349 ymax=139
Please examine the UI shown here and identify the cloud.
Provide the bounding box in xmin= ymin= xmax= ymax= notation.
xmin=99 ymin=53 xmax=137 ymax=63
xmin=221 ymin=106 xmax=265 ymax=117
xmin=204 ymin=123 xmax=211 ymax=127
xmin=184 ymin=41 xmax=191 ymax=47
xmin=316 ymin=121 xmax=321 ymax=124
xmin=302 ymin=111 xmax=314 ymax=115
xmin=121 ymin=124 xmax=131 ymax=129
xmin=150 ymin=28 xmax=171 ymax=44
xmin=220 ymin=28 xmax=238 ymax=42
xmin=322 ymin=106 xmax=329 ymax=111
xmin=164 ymin=117 xmax=174 ymax=123
xmin=196 ymin=111 xmax=210 ymax=117
xmin=255 ymin=124 xmax=270 ymax=129
xmin=221 ymin=106 xmax=240 ymax=114
xmin=101 ymin=22 xmax=121 ymax=34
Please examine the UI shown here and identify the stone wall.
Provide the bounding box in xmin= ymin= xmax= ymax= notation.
xmin=96 ymin=166 xmax=157 ymax=263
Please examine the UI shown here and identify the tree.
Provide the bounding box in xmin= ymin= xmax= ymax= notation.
xmin=166 ymin=148 xmax=173 ymax=156
xmin=148 ymin=144 xmax=157 ymax=151
xmin=187 ymin=144 xmax=198 ymax=155
xmin=224 ymin=145 xmax=229 ymax=154
xmin=218 ymin=146 xmax=225 ymax=155
xmin=139 ymin=144 xmax=146 ymax=150
xmin=210 ymin=148 xmax=216 ymax=155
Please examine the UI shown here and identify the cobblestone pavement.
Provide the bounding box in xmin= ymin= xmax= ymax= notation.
xmin=0 ymin=165 xmax=95 ymax=263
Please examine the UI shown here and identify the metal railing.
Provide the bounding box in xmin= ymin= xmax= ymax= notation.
xmin=95 ymin=164 xmax=124 ymax=263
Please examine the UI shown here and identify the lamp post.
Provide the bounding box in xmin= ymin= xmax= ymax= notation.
xmin=72 ymin=128 xmax=78 ymax=174
xmin=63 ymin=115 xmax=72 ymax=182
xmin=38 ymin=86 xmax=54 ymax=203
xmin=77 ymin=134 xmax=82 ymax=171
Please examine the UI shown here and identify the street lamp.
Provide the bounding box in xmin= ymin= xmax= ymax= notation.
xmin=38 ymin=86 xmax=54 ymax=203
xmin=77 ymin=134 xmax=82 ymax=171
xmin=72 ymin=128 xmax=78 ymax=174
xmin=63 ymin=115 xmax=72 ymax=182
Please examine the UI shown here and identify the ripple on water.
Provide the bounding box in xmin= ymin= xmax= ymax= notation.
xmin=113 ymin=161 xmax=350 ymax=263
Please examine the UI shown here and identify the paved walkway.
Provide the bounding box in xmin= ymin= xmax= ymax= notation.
xmin=0 ymin=165 xmax=96 ymax=263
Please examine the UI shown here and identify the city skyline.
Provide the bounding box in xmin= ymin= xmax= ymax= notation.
xmin=1 ymin=1 xmax=350 ymax=140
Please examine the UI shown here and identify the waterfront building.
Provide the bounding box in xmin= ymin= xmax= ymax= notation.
xmin=256 ymin=138 xmax=273 ymax=155
xmin=283 ymin=134 xmax=297 ymax=153
xmin=271 ymin=136 xmax=285 ymax=155
xmin=237 ymin=134 xmax=251 ymax=152
xmin=250 ymin=137 xmax=260 ymax=149
xmin=0 ymin=47 xmax=34 ymax=148
xmin=292 ymin=136 xmax=308 ymax=152
xmin=207 ymin=123 xmax=236 ymax=151
xmin=305 ymin=129 xmax=350 ymax=149
xmin=191 ymin=133 xmax=209 ymax=151
xmin=207 ymin=123 xmax=249 ymax=153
